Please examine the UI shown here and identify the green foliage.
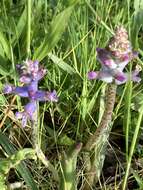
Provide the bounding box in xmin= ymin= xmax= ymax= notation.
xmin=0 ymin=133 xmax=38 ymax=190
xmin=48 ymin=53 xmax=76 ymax=74
xmin=33 ymin=4 xmax=77 ymax=61
xmin=59 ymin=143 xmax=82 ymax=190
xmin=131 ymin=0 xmax=143 ymax=47
xmin=0 ymin=0 xmax=143 ymax=189
xmin=0 ymin=148 xmax=36 ymax=190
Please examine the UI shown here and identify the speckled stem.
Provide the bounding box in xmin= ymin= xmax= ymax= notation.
xmin=83 ymin=83 xmax=117 ymax=189
xmin=32 ymin=101 xmax=38 ymax=148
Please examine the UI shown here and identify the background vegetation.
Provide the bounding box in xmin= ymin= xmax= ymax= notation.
xmin=0 ymin=0 xmax=143 ymax=189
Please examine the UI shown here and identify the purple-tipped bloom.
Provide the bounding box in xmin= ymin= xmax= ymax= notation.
xmin=15 ymin=101 xmax=36 ymax=127
xmin=88 ymin=71 xmax=98 ymax=80
xmin=4 ymin=60 xmax=58 ymax=127
xmin=3 ymin=85 xmax=14 ymax=94
xmin=88 ymin=26 xmax=141 ymax=85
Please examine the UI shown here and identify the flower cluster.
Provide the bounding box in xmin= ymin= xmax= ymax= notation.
xmin=88 ymin=26 xmax=141 ymax=85
xmin=4 ymin=60 xmax=58 ymax=127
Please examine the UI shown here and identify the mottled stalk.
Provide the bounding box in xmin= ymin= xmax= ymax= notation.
xmin=31 ymin=101 xmax=39 ymax=149
xmin=83 ymin=83 xmax=117 ymax=189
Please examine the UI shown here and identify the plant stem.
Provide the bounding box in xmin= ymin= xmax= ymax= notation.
xmin=27 ymin=0 xmax=31 ymax=58
xmin=83 ymin=83 xmax=117 ymax=189
xmin=122 ymin=104 xmax=143 ymax=190
xmin=32 ymin=101 xmax=39 ymax=148
xmin=32 ymin=102 xmax=59 ymax=182
xmin=60 ymin=143 xmax=82 ymax=190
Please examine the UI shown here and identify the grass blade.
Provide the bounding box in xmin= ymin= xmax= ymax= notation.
xmin=0 ymin=133 xmax=38 ymax=190
xmin=0 ymin=30 xmax=11 ymax=60
xmin=48 ymin=53 xmax=76 ymax=74
xmin=122 ymin=104 xmax=143 ymax=190
xmin=33 ymin=5 xmax=76 ymax=61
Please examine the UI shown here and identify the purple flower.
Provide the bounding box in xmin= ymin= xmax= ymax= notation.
xmin=16 ymin=60 xmax=47 ymax=83
xmin=88 ymin=26 xmax=141 ymax=85
xmin=88 ymin=71 xmax=98 ymax=80
xmin=3 ymin=85 xmax=13 ymax=94
xmin=15 ymin=101 xmax=36 ymax=127
xmin=45 ymin=90 xmax=59 ymax=102
xmin=4 ymin=60 xmax=58 ymax=127
xmin=33 ymin=90 xmax=58 ymax=102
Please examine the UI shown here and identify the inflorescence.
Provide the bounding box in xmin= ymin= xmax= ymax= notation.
xmin=4 ymin=60 xmax=58 ymax=127
xmin=88 ymin=26 xmax=141 ymax=84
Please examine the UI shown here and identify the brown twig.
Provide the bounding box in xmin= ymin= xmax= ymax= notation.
xmin=0 ymin=95 xmax=17 ymax=128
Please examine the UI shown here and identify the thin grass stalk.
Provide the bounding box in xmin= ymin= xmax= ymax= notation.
xmin=124 ymin=81 xmax=132 ymax=160
xmin=27 ymin=0 xmax=31 ymax=57
xmin=83 ymin=83 xmax=117 ymax=189
xmin=122 ymin=104 xmax=143 ymax=190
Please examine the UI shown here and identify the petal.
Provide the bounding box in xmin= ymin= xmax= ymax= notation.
xmin=16 ymin=111 xmax=28 ymax=128
xmin=31 ymin=61 xmax=39 ymax=78
xmin=21 ymin=114 xmax=28 ymax=128
xmin=132 ymin=51 xmax=138 ymax=59
xmin=15 ymin=112 xmax=23 ymax=119
xmin=19 ymin=75 xmax=31 ymax=83
xmin=98 ymin=71 xmax=113 ymax=83
xmin=3 ymin=85 xmax=13 ymax=94
xmin=14 ymin=86 xmax=29 ymax=97
xmin=116 ymin=54 xmax=130 ymax=71
xmin=114 ymin=72 xmax=127 ymax=82
xmin=88 ymin=71 xmax=98 ymax=80
xmin=131 ymin=68 xmax=141 ymax=83
xmin=24 ymin=101 xmax=37 ymax=119
xmin=132 ymin=76 xmax=141 ymax=83
xmin=32 ymin=90 xmax=46 ymax=101
xmin=33 ymin=60 xmax=39 ymax=70
xmin=45 ymin=90 xmax=58 ymax=102
xmin=36 ymin=68 xmax=47 ymax=80
xmin=33 ymin=90 xmax=58 ymax=102
xmin=114 ymin=72 xmax=127 ymax=85
xmin=28 ymin=81 xmax=38 ymax=98
xmin=96 ymin=48 xmax=117 ymax=69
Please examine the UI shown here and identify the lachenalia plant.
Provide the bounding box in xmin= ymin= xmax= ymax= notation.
xmin=4 ymin=60 xmax=59 ymax=181
xmin=83 ymin=26 xmax=141 ymax=189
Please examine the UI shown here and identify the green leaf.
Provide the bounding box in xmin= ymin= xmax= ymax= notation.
xmin=134 ymin=0 xmax=143 ymax=11
xmin=0 ymin=133 xmax=38 ymax=190
xmin=0 ymin=95 xmax=6 ymax=106
xmin=58 ymin=134 xmax=75 ymax=146
xmin=132 ymin=169 xmax=143 ymax=189
xmin=48 ymin=53 xmax=76 ymax=74
xmin=0 ymin=31 xmax=11 ymax=60
xmin=0 ymin=55 xmax=11 ymax=76
xmin=59 ymin=143 xmax=82 ymax=190
xmin=12 ymin=7 xmax=27 ymax=45
xmin=0 ymin=148 xmax=36 ymax=175
xmin=131 ymin=0 xmax=143 ymax=47
xmin=33 ymin=5 xmax=75 ymax=61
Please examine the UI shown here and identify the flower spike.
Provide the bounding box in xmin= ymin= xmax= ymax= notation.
xmin=88 ymin=26 xmax=141 ymax=84
xmin=4 ymin=60 xmax=58 ymax=127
